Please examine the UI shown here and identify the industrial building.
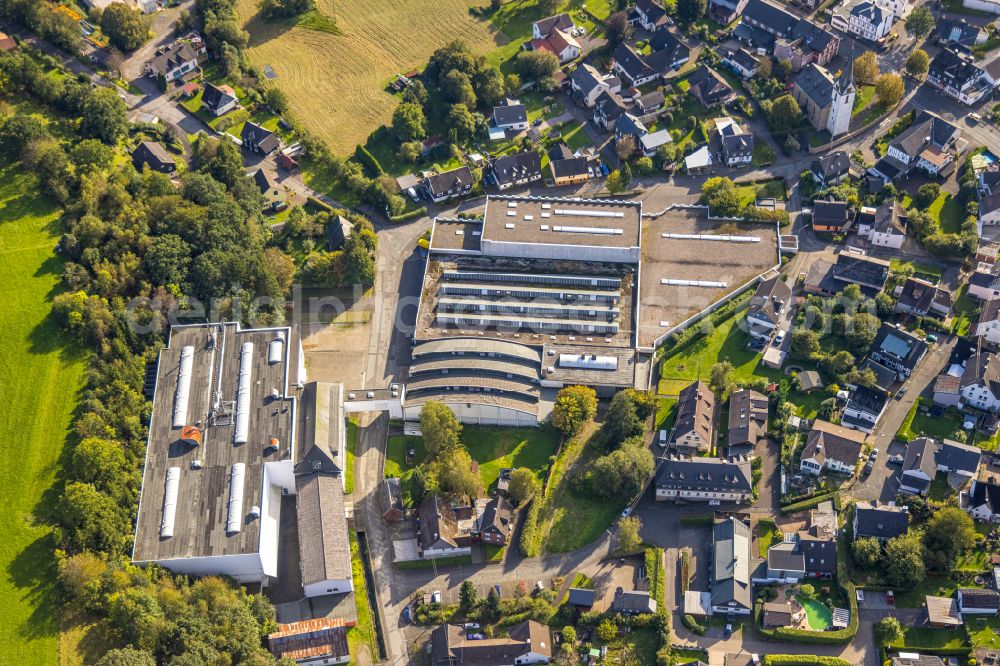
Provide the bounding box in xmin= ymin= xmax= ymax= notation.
xmin=132 ymin=322 xmax=353 ymax=596
xmin=406 ymin=195 xmax=780 ymax=426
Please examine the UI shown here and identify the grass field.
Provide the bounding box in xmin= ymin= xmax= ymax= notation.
xmin=236 ymin=0 xmax=501 ymax=154
xmin=889 ymin=626 xmax=969 ymax=650
xmin=345 ymin=417 xmax=358 ymax=494
xmin=0 ymin=163 xmax=87 ymax=664
xmin=927 ymin=192 xmax=964 ymax=234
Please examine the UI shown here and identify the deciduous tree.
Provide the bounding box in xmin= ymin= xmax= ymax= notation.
xmin=392 ymin=102 xmax=427 ymax=141
xmin=420 ymin=401 xmax=462 ymax=455
xmin=100 ymin=2 xmax=149 ymax=51
xmin=923 ymin=506 xmax=977 ymax=571
xmin=677 ymin=0 xmax=706 ymax=23
xmin=854 ymin=51 xmax=879 ymax=84
xmin=874 ymin=616 xmax=904 ymax=646
xmin=905 ymin=49 xmax=930 ymax=79
xmin=507 ymin=468 xmax=537 ymax=505
xmin=853 ymin=536 xmax=883 ymax=569
xmin=875 ymin=73 xmax=904 ymax=107
xmin=905 ymin=6 xmax=935 ymax=37
xmin=605 ymin=11 xmax=633 ymax=45
xmin=552 ymin=385 xmax=597 ymax=435
xmin=617 ymin=515 xmax=643 ymax=552
xmin=884 ymin=532 xmax=926 ymax=589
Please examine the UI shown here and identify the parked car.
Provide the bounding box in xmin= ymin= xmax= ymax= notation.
xmin=869 ymin=448 xmax=879 ymax=461
xmin=464 ymin=623 xmax=480 ymax=630
xmin=970 ymin=113 xmax=983 ymax=125
xmin=895 ymin=387 xmax=907 ymax=400
xmin=886 ymin=590 xmax=895 ymax=605
xmin=724 ymin=624 xmax=733 ymax=638
xmin=467 ymin=633 xmax=484 ymax=640
xmin=863 ymin=461 xmax=874 ymax=476
xmin=888 ymin=454 xmax=904 ymax=466
xmin=856 ymin=589 xmax=865 ymax=602
xmin=403 ymin=606 xmax=412 ymax=623
xmin=621 ymin=506 xmax=631 ymax=518
xmin=431 ymin=590 xmax=442 ymax=604
xmin=535 ymin=580 xmax=545 ymax=593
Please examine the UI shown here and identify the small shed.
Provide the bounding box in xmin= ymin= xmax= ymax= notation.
xmin=685 ymin=146 xmax=713 ymax=174
xmin=797 ymin=371 xmax=824 ymax=393
xmin=326 ymin=215 xmax=353 ymax=251
xmin=831 ymin=607 xmax=850 ymax=629
xmin=567 ymin=588 xmax=596 ymax=608
xmin=762 ymin=601 xmax=793 ymax=627
xmin=926 ymin=595 xmax=961 ymax=628
xmin=684 ymin=590 xmax=712 ymax=617
xmin=381 ymin=477 xmax=404 ymax=523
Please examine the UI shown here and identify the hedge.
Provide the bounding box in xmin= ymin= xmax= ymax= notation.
xmin=763 ymin=655 xmax=852 ymax=666
xmin=389 ymin=206 xmax=426 ymax=223
xmin=682 ymin=613 xmax=706 ymax=635
xmin=646 ymin=547 xmax=666 ymax=613
xmin=680 ymin=549 xmax=691 ymax=595
xmin=680 ymin=514 xmax=714 ymax=526
xmin=780 ymin=491 xmax=840 ymax=515
xmin=518 ymin=495 xmax=541 ymax=557
xmin=354 ymin=144 xmax=384 ymax=177
xmin=306 ymin=196 xmax=335 ymax=213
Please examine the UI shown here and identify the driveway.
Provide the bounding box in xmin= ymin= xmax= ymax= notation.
xmin=118 ymin=1 xmax=196 ymax=81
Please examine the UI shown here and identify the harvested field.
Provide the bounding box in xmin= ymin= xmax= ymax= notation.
xmin=237 ymin=0 xmax=505 ymax=154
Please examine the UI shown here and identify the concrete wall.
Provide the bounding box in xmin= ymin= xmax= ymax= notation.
xmin=304 ymin=578 xmax=354 ymax=598
xmin=480 ymin=239 xmax=640 ymax=264
xmin=149 ymin=553 xmax=266 ymax=583
xmin=403 ymin=402 xmax=538 ymax=427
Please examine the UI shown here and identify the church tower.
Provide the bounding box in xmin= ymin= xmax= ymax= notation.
xmin=827 ymin=52 xmax=856 ymax=138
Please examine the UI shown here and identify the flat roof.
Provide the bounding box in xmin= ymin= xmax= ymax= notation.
xmin=638 ymin=208 xmax=778 ymax=347
xmin=482 ymin=195 xmax=642 ymax=250
xmin=134 ymin=323 xmax=298 ymax=564
xmin=430 ymin=218 xmax=483 ymax=253
xmin=541 ymin=343 xmax=637 ymax=387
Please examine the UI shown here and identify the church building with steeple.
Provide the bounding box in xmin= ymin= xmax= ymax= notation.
xmin=792 ymin=58 xmax=856 ymax=138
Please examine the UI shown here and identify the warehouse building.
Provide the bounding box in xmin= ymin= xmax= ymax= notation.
xmin=132 ymin=323 xmax=353 ymax=596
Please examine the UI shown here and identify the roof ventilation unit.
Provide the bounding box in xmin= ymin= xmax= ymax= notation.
xmin=173 ymin=346 xmax=195 ymax=428
xmin=249 ymin=505 xmax=261 ymax=519
xmin=160 ymin=467 xmax=181 ymax=538
xmin=268 ymin=335 xmax=284 ymax=365
xmin=234 ymin=343 xmax=254 ymax=444
xmin=226 ymin=463 xmax=246 ymax=534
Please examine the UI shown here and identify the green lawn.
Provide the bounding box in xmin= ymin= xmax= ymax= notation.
xmin=463 ymin=427 xmax=560 ymax=492
xmin=561 ymin=121 xmax=592 ymax=152
xmin=927 ymin=192 xmax=964 ymax=234
xmin=655 ymin=398 xmax=677 ymax=432
xmin=969 ymin=617 xmax=1000 ymax=649
xmin=897 ymin=398 xmax=965 ymax=442
xmin=952 ymin=283 xmax=979 ymax=336
xmin=889 ymin=626 xmax=969 ymax=650
xmin=0 ymin=163 xmax=88 ymax=664
xmin=851 ymin=85 xmax=875 ymax=118
xmin=345 ymin=417 xmax=358 ymax=494
xmin=656 ymin=310 xmax=825 ymax=418
xmin=348 ymin=531 xmax=378 ymax=661
xmin=889 ymin=259 xmax=943 ymax=284
xmin=758 ymin=518 xmax=777 ymax=557
xmin=601 ymin=627 xmax=661 ymax=664
xmin=385 ymin=427 xmax=559 ymax=496
xmin=893 ymin=575 xmax=962 ymax=608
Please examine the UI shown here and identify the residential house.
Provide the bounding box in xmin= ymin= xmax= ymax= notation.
xmin=981 ymin=169 xmax=1000 ymax=226
xmin=811 ymin=151 xmax=851 ymax=186
xmin=764 ymin=530 xmax=837 ymax=581
xmin=476 ymin=495 xmax=513 ymax=546
xmin=709 ymin=0 xmax=750 ymax=24
xmin=746 ymin=275 xmax=792 ymax=341
xmin=869 ymin=324 xmax=929 ymax=380
xmin=901 ymin=437 xmax=981 ymax=495
xmin=547 ymin=143 xmax=590 ymax=186
xmin=634 ymin=0 xmax=671 ymax=30
xmin=894 ymin=277 xmax=953 ymax=318
xmin=145 ymin=42 xmax=203 ymax=82
xmin=811 ymin=199 xmax=853 ymax=233
xmin=841 ymin=385 xmax=888 ymax=434
xmin=252 ymin=168 xmax=284 ymax=211
xmin=712 ymin=517 xmax=752 ymax=615
xmin=862 ymin=358 xmax=898 ymax=393
xmin=493 ymin=100 xmax=529 ymax=132
xmin=852 ymin=500 xmax=909 ymax=541
xmin=936 ymin=18 xmax=989 ymax=47
xmin=927 ymin=47 xmax=1000 ymax=105
xmin=793 ymin=62 xmax=855 ymax=138
xmin=131 ymin=141 xmax=177 ymax=174
xmin=687 ymin=65 xmax=736 ymax=108
xmin=567 ymin=588 xmax=596 ymax=608
xmin=616 ymin=113 xmax=672 ymax=157
xmin=738 ymin=0 xmax=799 ymax=42
xmin=268 ymin=618 xmax=352 ymax=665
xmin=964 ymin=479 xmax=1000 ymax=522
xmin=326 ymin=215 xmax=353 ymax=252
xmin=380 ymin=477 xmax=404 ymax=522
xmin=970 ymin=267 xmax=1000 ymax=300
xmin=933 ymin=374 xmax=962 ymax=408
xmin=532 ymin=13 xmax=574 ymax=39
xmin=635 ymin=89 xmax=666 ymax=115
xmin=958 ymin=588 xmax=1000 ymax=615
xmin=765 ymin=541 xmax=806 ymax=582
xmin=961 ymin=352 xmax=1000 ymax=412
xmin=803 ymin=254 xmax=890 ymax=296
xmin=721 ymin=129 xmax=754 ymax=167
xmin=201 ymin=82 xmax=238 ymax=117
xmin=531 ymin=26 xmax=581 ymax=64
xmin=670 ymin=380 xmax=716 ymax=453
xmin=649 ymin=28 xmax=690 ymax=69
xmin=424 ymin=166 xmax=474 ymax=203
xmin=613 ymin=589 xmax=657 ymax=614
xmin=570 ymin=63 xmax=621 ymax=108
xmin=892 ymin=656 xmax=947 ymax=666
xmin=846 ymin=1 xmax=894 ymax=41
xmin=685 ymin=146 xmax=714 ymax=173
xmin=612 ymin=43 xmax=684 ymax=87
xmin=488 ymin=151 xmax=542 ymax=190
xmin=728 ymin=389 xmax=769 ymax=451
xmin=654 ymin=456 xmax=754 ymax=503
xmin=593 ymin=90 xmax=629 ymax=131
xmin=799 ymin=419 xmax=866 ymax=475
xmin=869 ymin=111 xmax=961 ymax=184
xmin=720 ymin=46 xmax=761 ymax=80
xmin=417 ymin=495 xmax=473 ymax=559
xmin=979 ymin=299 xmax=1000 ymax=345
xmin=240 ymin=121 xmax=280 ymax=155
xmin=762 ymin=602 xmax=794 ymax=627
xmin=430 ymin=620 xmax=552 ymax=665
xmin=926 ymin=595 xmax=962 ymax=628
xmin=774 ymin=19 xmax=840 ymax=71
xmin=857 ymin=201 xmax=905 ymax=249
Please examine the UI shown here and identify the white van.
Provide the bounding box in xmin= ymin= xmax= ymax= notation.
xmin=658 ymin=430 xmax=667 ymax=447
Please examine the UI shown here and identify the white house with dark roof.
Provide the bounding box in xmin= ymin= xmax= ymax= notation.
xmin=654 ymin=456 xmax=753 ymax=503
xmin=898 ymin=436 xmax=982 ymax=495
xmin=841 ymin=385 xmax=888 ymax=434
xmin=570 ymin=63 xmax=621 ymax=108
xmin=927 ymin=47 xmax=1000 ymax=105
xmin=869 ymin=110 xmax=961 ymax=184
xmin=670 ymin=380 xmax=716 ymax=453
xmin=492 ymin=100 xmax=528 ymax=132
xmin=977 ymin=299 xmax=1000 ymax=345
xmin=488 ymin=150 xmax=542 ymax=190
xmin=746 ymin=275 xmax=792 ymax=340
xmin=712 ymin=517 xmax=752 ymax=615
xmin=964 ymin=479 xmax=1000 ymax=522
xmin=811 ymin=151 xmax=851 ymax=186
xmin=958 ymin=588 xmax=1000 ymax=615
xmin=853 ymin=500 xmax=909 ymax=541
xmin=720 ymin=46 xmax=760 ymax=79
xmin=800 ymin=419 xmax=866 ymax=475
xmin=847 ymin=0 xmax=894 ymax=41
xmin=961 ymin=352 xmax=1000 ymax=412
xmin=869 ymin=324 xmax=928 ymax=380
xmin=894 ymin=277 xmax=953 ymax=318
xmin=857 ymin=201 xmax=905 ymax=249
xmin=424 ymin=166 xmax=474 ymax=203
xmin=532 ymin=13 xmax=573 ymax=39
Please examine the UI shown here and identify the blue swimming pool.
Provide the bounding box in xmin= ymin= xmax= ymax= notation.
xmin=983 ymin=150 xmax=998 ymax=165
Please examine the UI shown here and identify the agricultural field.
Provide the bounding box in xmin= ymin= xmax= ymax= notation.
xmin=236 ymin=0 xmax=502 ymax=154
xmin=0 ymin=164 xmax=87 ymax=665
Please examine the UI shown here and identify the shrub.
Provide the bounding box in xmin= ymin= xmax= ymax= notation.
xmin=389 ymin=206 xmax=427 ymax=223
